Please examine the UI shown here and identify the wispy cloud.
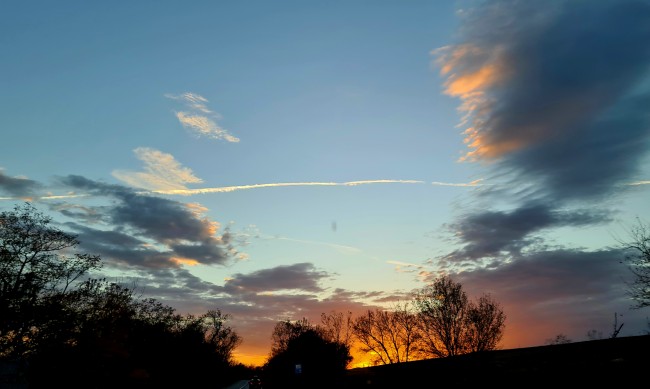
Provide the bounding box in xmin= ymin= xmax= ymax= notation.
xmin=166 ymin=92 xmax=240 ymax=142
xmin=112 ymin=147 xmax=203 ymax=191
xmin=165 ymin=92 xmax=213 ymax=113
xmin=386 ymin=260 xmax=425 ymax=273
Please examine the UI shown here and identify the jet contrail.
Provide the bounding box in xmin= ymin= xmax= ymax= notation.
xmin=0 ymin=179 xmax=486 ymax=201
xmin=626 ymin=180 xmax=650 ymax=186
xmin=146 ymin=179 xmax=427 ymax=195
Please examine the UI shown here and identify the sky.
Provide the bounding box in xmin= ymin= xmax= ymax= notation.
xmin=2 ymin=0 xmax=650 ymax=367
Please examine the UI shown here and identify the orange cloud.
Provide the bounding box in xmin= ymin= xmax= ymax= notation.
xmin=170 ymin=257 xmax=200 ymax=266
xmin=460 ymin=128 xmax=527 ymax=162
xmin=435 ymin=44 xmax=521 ymax=161
xmin=444 ymin=62 xmax=502 ymax=97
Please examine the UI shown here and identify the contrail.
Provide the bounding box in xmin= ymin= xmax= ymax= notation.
xmin=0 ymin=194 xmax=90 ymax=201
xmin=0 ymin=179 xmax=486 ymax=201
xmin=146 ymin=179 xmax=427 ymax=195
xmin=431 ymin=179 xmax=484 ymax=187
xmin=626 ymin=180 xmax=650 ymax=186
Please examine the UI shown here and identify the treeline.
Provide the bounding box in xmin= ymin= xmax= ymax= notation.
xmin=260 ymin=276 xmax=506 ymax=388
xmin=0 ymin=203 xmax=247 ymax=387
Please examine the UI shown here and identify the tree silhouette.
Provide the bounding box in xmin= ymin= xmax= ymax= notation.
xmin=619 ymin=218 xmax=650 ymax=309
xmin=0 ymin=203 xmax=243 ymax=388
xmin=351 ymin=302 xmax=420 ymax=365
xmin=264 ymin=318 xmax=351 ymax=388
xmin=413 ymin=275 xmax=506 ymax=358
xmin=0 ymin=202 xmax=101 ymax=359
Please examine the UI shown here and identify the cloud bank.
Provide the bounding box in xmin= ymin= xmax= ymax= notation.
xmin=425 ymin=0 xmax=650 ymax=346
xmin=436 ymin=0 xmax=650 ymax=203
xmin=435 ymin=0 xmax=650 ymax=263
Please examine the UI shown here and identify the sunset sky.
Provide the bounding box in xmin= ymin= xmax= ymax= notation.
xmin=2 ymin=0 xmax=650 ymax=367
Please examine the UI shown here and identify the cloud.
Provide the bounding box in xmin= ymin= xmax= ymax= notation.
xmin=442 ymin=203 xmax=613 ymax=266
xmin=0 ymin=169 xmax=42 ymax=199
xmin=57 ymin=175 xmax=237 ymax=268
xmin=387 ymin=260 xmax=425 ymax=274
xmin=112 ymin=147 xmax=203 ymax=191
xmin=165 ymin=92 xmax=213 ymax=114
xmin=442 ymin=246 xmax=649 ymax=348
xmin=436 ymin=0 xmax=650 ymax=202
xmin=166 ymin=92 xmax=240 ymax=142
xmin=224 ymin=263 xmax=331 ymax=294
xmin=435 ymin=0 xmax=650 ymax=271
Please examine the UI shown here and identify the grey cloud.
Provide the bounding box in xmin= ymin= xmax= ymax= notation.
xmin=456 ymin=248 xmax=629 ymax=304
xmin=224 ymin=263 xmax=331 ymax=294
xmin=171 ymin=242 xmax=232 ymax=265
xmin=65 ymin=222 xmax=144 ymax=249
xmin=444 ymin=0 xmax=650 ymax=202
xmin=444 ymin=203 xmax=612 ymax=262
xmin=437 ymin=0 xmax=650 ymax=270
xmin=110 ymin=194 xmax=217 ymax=243
xmin=62 ymin=223 xmax=182 ymax=269
xmin=50 ymin=203 xmax=108 ymax=224
xmin=324 ymin=288 xmax=386 ymax=302
xmin=58 ymin=174 xmax=129 ymax=196
xmin=0 ymin=170 xmax=42 ymax=198
xmin=60 ymin=175 xmax=217 ymax=243
xmin=445 ymin=247 xmax=649 ymax=344
xmin=506 ymin=94 xmax=650 ymax=201
xmin=58 ymin=175 xmax=231 ymax=266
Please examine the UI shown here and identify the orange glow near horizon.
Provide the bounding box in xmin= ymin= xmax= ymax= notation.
xmin=234 ymin=352 xmax=268 ymax=367
xmin=232 ymin=344 xmax=376 ymax=369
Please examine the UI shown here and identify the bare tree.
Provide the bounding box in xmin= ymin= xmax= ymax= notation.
xmin=390 ymin=301 xmax=421 ymax=362
xmin=351 ymin=303 xmax=420 ymax=365
xmin=619 ymin=218 xmax=650 ymax=309
xmin=320 ymin=310 xmax=353 ymax=347
xmin=413 ymin=275 xmax=506 ymax=358
xmin=610 ymin=312 xmax=624 ymax=338
xmin=413 ymin=275 xmax=469 ymax=358
xmin=466 ymin=294 xmax=506 ymax=353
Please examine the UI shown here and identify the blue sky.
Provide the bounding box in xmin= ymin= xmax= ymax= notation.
xmin=2 ymin=0 xmax=650 ymax=366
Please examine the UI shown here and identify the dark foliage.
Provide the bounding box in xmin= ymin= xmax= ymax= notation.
xmin=0 ymin=203 xmax=242 ymax=388
xmin=263 ymin=321 xmax=352 ymax=389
